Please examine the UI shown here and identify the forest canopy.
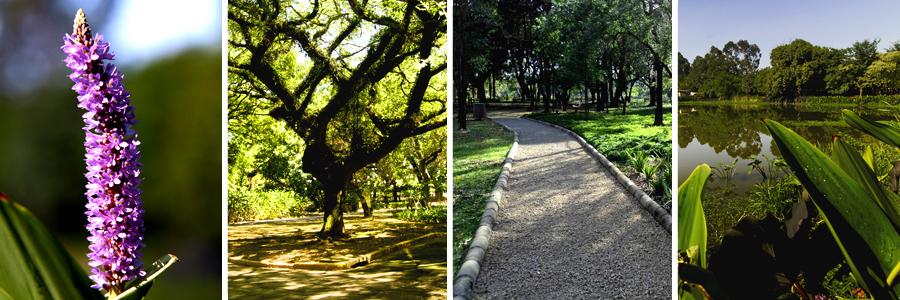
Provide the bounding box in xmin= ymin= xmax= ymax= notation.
xmin=227 ymin=0 xmax=447 ymax=237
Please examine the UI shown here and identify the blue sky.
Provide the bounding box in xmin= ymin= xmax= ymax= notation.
xmin=679 ymin=0 xmax=900 ymax=68
xmin=64 ymin=0 xmax=221 ymax=67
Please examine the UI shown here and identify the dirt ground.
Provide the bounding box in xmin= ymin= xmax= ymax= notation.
xmin=228 ymin=240 xmax=447 ymax=299
xmin=228 ymin=211 xmax=445 ymax=264
xmin=227 ymin=211 xmax=448 ymax=299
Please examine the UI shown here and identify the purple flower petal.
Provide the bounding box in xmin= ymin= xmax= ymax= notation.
xmin=62 ymin=9 xmax=144 ymax=294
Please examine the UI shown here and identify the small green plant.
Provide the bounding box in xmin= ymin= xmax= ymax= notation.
xmin=747 ymin=155 xmax=790 ymax=182
xmin=642 ymin=160 xmax=661 ymax=180
xmin=747 ymin=177 xmax=803 ymax=219
xmin=652 ymin=167 xmax=671 ymax=198
xmin=627 ymin=150 xmax=651 ymax=173
xmin=710 ymin=158 xmax=739 ymax=180
xmin=821 ymin=265 xmax=863 ymax=299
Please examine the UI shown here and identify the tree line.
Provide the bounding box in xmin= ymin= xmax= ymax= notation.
xmin=455 ymin=0 xmax=672 ymax=129
xmin=680 ymin=38 xmax=900 ymax=100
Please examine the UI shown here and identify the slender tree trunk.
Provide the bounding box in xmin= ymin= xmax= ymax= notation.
xmin=455 ymin=0 xmax=468 ymax=130
xmin=490 ymin=73 xmax=496 ymax=101
xmin=654 ymin=59 xmax=665 ymax=126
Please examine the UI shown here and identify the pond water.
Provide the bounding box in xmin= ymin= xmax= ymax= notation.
xmin=677 ymin=103 xmax=900 ymax=196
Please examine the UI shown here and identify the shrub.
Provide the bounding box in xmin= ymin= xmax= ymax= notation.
xmin=392 ymin=206 xmax=447 ymax=223
xmin=228 ymin=187 xmax=310 ymax=222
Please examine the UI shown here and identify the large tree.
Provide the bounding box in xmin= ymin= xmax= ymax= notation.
xmin=228 ymin=0 xmax=447 ymax=238
xmin=768 ymin=39 xmax=841 ymax=99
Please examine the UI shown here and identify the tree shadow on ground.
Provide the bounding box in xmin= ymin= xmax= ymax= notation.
xmin=229 ymin=212 xmax=444 ymax=264
xmin=228 ymin=240 xmax=447 ymax=299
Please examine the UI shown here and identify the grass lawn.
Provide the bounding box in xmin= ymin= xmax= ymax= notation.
xmin=526 ymin=105 xmax=672 ymax=164
xmin=451 ymin=118 xmax=513 ymax=274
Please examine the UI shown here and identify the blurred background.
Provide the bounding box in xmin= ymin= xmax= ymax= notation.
xmin=0 ymin=0 xmax=222 ymax=298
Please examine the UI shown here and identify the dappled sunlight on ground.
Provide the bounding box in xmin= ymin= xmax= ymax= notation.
xmin=228 ymin=212 xmax=443 ymax=264
xmin=228 ymin=241 xmax=447 ymax=299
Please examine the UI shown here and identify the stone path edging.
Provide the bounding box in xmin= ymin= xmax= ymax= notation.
xmin=228 ymin=232 xmax=445 ymax=271
xmin=452 ymin=119 xmax=519 ymax=300
xmin=522 ymin=116 xmax=672 ymax=233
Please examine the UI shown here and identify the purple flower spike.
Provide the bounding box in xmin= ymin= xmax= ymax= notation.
xmin=62 ymin=9 xmax=145 ymax=295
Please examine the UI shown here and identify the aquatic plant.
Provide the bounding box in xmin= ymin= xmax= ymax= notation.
xmin=710 ymin=158 xmax=739 ymax=181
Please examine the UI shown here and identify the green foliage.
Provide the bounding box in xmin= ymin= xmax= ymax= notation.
xmin=678 ymin=165 xmax=726 ymax=300
xmin=228 ymin=188 xmax=311 ymax=223
xmin=746 ymin=177 xmax=802 ymax=220
xmin=452 ymin=119 xmax=513 ymax=274
xmin=678 ymin=164 xmax=711 ymax=269
xmin=392 ymin=206 xmax=447 ymax=223
xmin=682 ymin=40 xmax=761 ymax=98
xmin=764 ymin=116 xmax=900 ymax=298
xmin=0 ymin=193 xmax=177 ymax=300
xmin=652 ymin=164 xmax=671 ymax=198
xmin=806 ymin=95 xmax=900 ymax=105
xmin=862 ymin=51 xmax=900 ymax=94
xmin=642 ymin=159 xmax=661 ymax=180
xmin=821 ymin=265 xmax=862 ymax=299
xmin=0 ymin=193 xmax=102 ymax=300
xmin=768 ymin=39 xmax=843 ymax=99
xmin=710 ymin=159 xmax=739 ymax=181
xmin=628 ymin=150 xmax=651 ymax=173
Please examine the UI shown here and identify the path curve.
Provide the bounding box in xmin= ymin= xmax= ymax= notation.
xmin=473 ymin=111 xmax=671 ymax=299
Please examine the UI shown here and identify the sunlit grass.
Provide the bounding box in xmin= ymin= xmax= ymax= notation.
xmin=451 ymin=118 xmax=513 ymax=274
xmin=527 ymin=105 xmax=672 ymax=163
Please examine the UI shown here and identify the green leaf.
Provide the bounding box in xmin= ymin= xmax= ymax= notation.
xmin=679 ymin=263 xmax=729 ymax=300
xmin=863 ymin=146 xmax=875 ymax=172
xmin=678 ymin=164 xmax=711 ymax=269
xmin=832 ymin=136 xmax=900 ymax=231
xmin=764 ymin=119 xmax=900 ymax=298
xmin=0 ymin=192 xmax=102 ymax=300
xmin=843 ymin=109 xmax=900 ymax=149
xmin=112 ymin=254 xmax=179 ymax=300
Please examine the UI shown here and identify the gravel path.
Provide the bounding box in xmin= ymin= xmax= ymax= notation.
xmin=472 ymin=112 xmax=671 ymax=299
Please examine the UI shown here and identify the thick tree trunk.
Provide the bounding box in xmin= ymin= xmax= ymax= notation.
xmin=473 ymin=74 xmax=488 ymax=103
xmin=362 ymin=190 xmax=374 ymax=217
xmin=320 ymin=186 xmax=346 ymax=238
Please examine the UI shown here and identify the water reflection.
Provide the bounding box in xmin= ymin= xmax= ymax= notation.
xmin=678 ymin=103 xmax=899 ymax=195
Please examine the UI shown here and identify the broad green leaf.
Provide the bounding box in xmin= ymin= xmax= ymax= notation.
xmin=843 ymin=109 xmax=900 ymax=149
xmin=112 ymin=254 xmax=179 ymax=300
xmin=764 ymin=119 xmax=900 ymax=298
xmin=0 ymin=192 xmax=102 ymax=300
xmin=832 ymin=136 xmax=900 ymax=231
xmin=678 ymin=164 xmax=711 ymax=269
xmin=863 ymin=146 xmax=875 ymax=172
xmin=679 ymin=263 xmax=728 ymax=300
